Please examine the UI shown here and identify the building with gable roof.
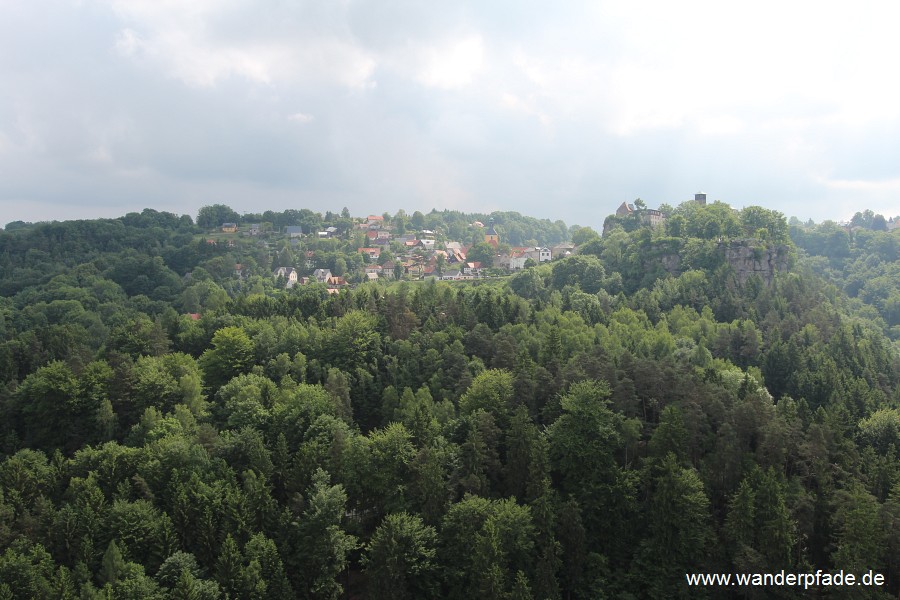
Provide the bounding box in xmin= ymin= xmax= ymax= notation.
xmin=273 ymin=267 xmax=298 ymax=288
xmin=484 ymin=217 xmax=500 ymax=247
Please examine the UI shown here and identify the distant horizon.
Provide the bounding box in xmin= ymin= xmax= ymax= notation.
xmin=3 ymin=199 xmax=897 ymax=232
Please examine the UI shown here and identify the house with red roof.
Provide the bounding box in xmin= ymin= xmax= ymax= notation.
xmin=358 ymin=247 xmax=382 ymax=261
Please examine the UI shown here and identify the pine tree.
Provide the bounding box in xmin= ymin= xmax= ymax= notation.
xmin=292 ymin=469 xmax=357 ymax=600
xmin=244 ymin=533 xmax=292 ymax=599
xmin=474 ymin=520 xmax=506 ymax=600
xmin=215 ymin=535 xmax=245 ymax=600
xmin=510 ymin=571 xmax=535 ymax=600
xmin=100 ymin=540 xmax=125 ymax=586
xmin=172 ymin=569 xmax=201 ymax=600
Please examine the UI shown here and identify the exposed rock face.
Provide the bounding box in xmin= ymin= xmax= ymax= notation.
xmin=654 ymin=240 xmax=790 ymax=285
xmin=660 ymin=253 xmax=681 ymax=277
xmin=720 ymin=241 xmax=790 ymax=285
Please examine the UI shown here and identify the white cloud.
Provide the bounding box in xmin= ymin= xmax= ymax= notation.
xmin=287 ymin=112 xmax=314 ymax=124
xmin=106 ymin=0 xmax=377 ymax=88
xmin=417 ymin=36 xmax=485 ymax=89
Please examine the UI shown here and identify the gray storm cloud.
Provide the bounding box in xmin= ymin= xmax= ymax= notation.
xmin=2 ymin=0 xmax=899 ymax=225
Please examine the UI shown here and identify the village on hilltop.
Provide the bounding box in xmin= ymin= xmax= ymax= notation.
xmin=198 ymin=191 xmax=900 ymax=293
xmin=206 ymin=213 xmax=578 ymax=291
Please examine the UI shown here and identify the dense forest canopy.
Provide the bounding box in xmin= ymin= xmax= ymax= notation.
xmin=0 ymin=202 xmax=898 ymax=599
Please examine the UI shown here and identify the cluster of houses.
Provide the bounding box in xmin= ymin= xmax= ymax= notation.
xmin=225 ymin=196 xmax=734 ymax=291
xmin=215 ymin=214 xmax=586 ymax=290
xmin=264 ymin=215 xmax=578 ymax=288
xmin=273 ymin=266 xmax=348 ymax=291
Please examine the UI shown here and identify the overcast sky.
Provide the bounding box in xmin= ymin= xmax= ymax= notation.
xmin=2 ymin=0 xmax=899 ymax=229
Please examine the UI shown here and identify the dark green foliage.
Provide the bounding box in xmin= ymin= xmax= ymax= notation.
xmin=197 ymin=205 xmax=241 ymax=230
xmin=633 ymin=454 xmax=713 ymax=598
xmin=363 ymin=512 xmax=438 ymax=599
xmin=466 ymin=242 xmax=496 ymax=268
xmin=440 ymin=495 xmax=535 ymax=599
xmin=285 ymin=469 xmax=357 ymax=599
xmin=548 ymin=381 xmax=638 ymax=562
xmin=0 ymin=204 xmax=897 ymax=598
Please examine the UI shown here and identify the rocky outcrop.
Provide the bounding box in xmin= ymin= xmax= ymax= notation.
xmin=660 ymin=253 xmax=681 ymax=277
xmin=720 ymin=240 xmax=790 ymax=285
xmin=651 ymin=239 xmax=790 ymax=286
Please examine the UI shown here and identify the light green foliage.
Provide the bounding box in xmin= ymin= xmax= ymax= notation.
xmin=107 ymin=499 xmax=177 ymax=572
xmin=156 ymin=551 xmax=202 ymax=589
xmin=106 ymin=314 xmax=171 ymax=358
xmin=570 ymin=226 xmax=600 ymax=246
xmin=740 ymin=206 xmax=789 ymax=243
xmin=0 ymin=449 xmax=55 ymax=512
xmin=197 ymin=204 xmax=240 ymax=229
xmin=244 ymin=533 xmax=292 ymax=598
xmin=682 ymin=201 xmax=742 ymax=240
xmin=25 ymin=360 xmax=106 ymax=441
xmin=858 ymin=408 xmax=900 ymax=453
xmin=271 ymin=383 xmax=336 ymax=448
xmin=509 ymin=267 xmax=548 ymax=300
xmin=459 ymin=369 xmax=515 ymax=424
xmin=199 ymin=326 xmax=254 ymax=389
xmin=132 ymin=353 xmax=204 ymax=414
xmin=172 ymin=568 xmax=222 ymax=600
xmin=214 ymin=535 xmax=266 ymax=600
xmin=551 ymin=255 xmax=605 ymax=294
xmin=216 ymin=373 xmax=280 ymax=430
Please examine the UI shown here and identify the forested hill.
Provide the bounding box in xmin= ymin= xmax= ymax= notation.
xmin=0 ymin=202 xmax=898 ymax=599
xmin=789 ymin=214 xmax=899 ymax=340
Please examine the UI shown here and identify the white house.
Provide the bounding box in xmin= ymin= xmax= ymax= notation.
xmin=508 ymin=249 xmax=529 ymax=270
xmin=273 ymin=267 xmax=298 ymax=288
xmin=523 ymin=247 xmax=551 ymax=263
xmin=358 ymin=247 xmax=382 ymax=261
